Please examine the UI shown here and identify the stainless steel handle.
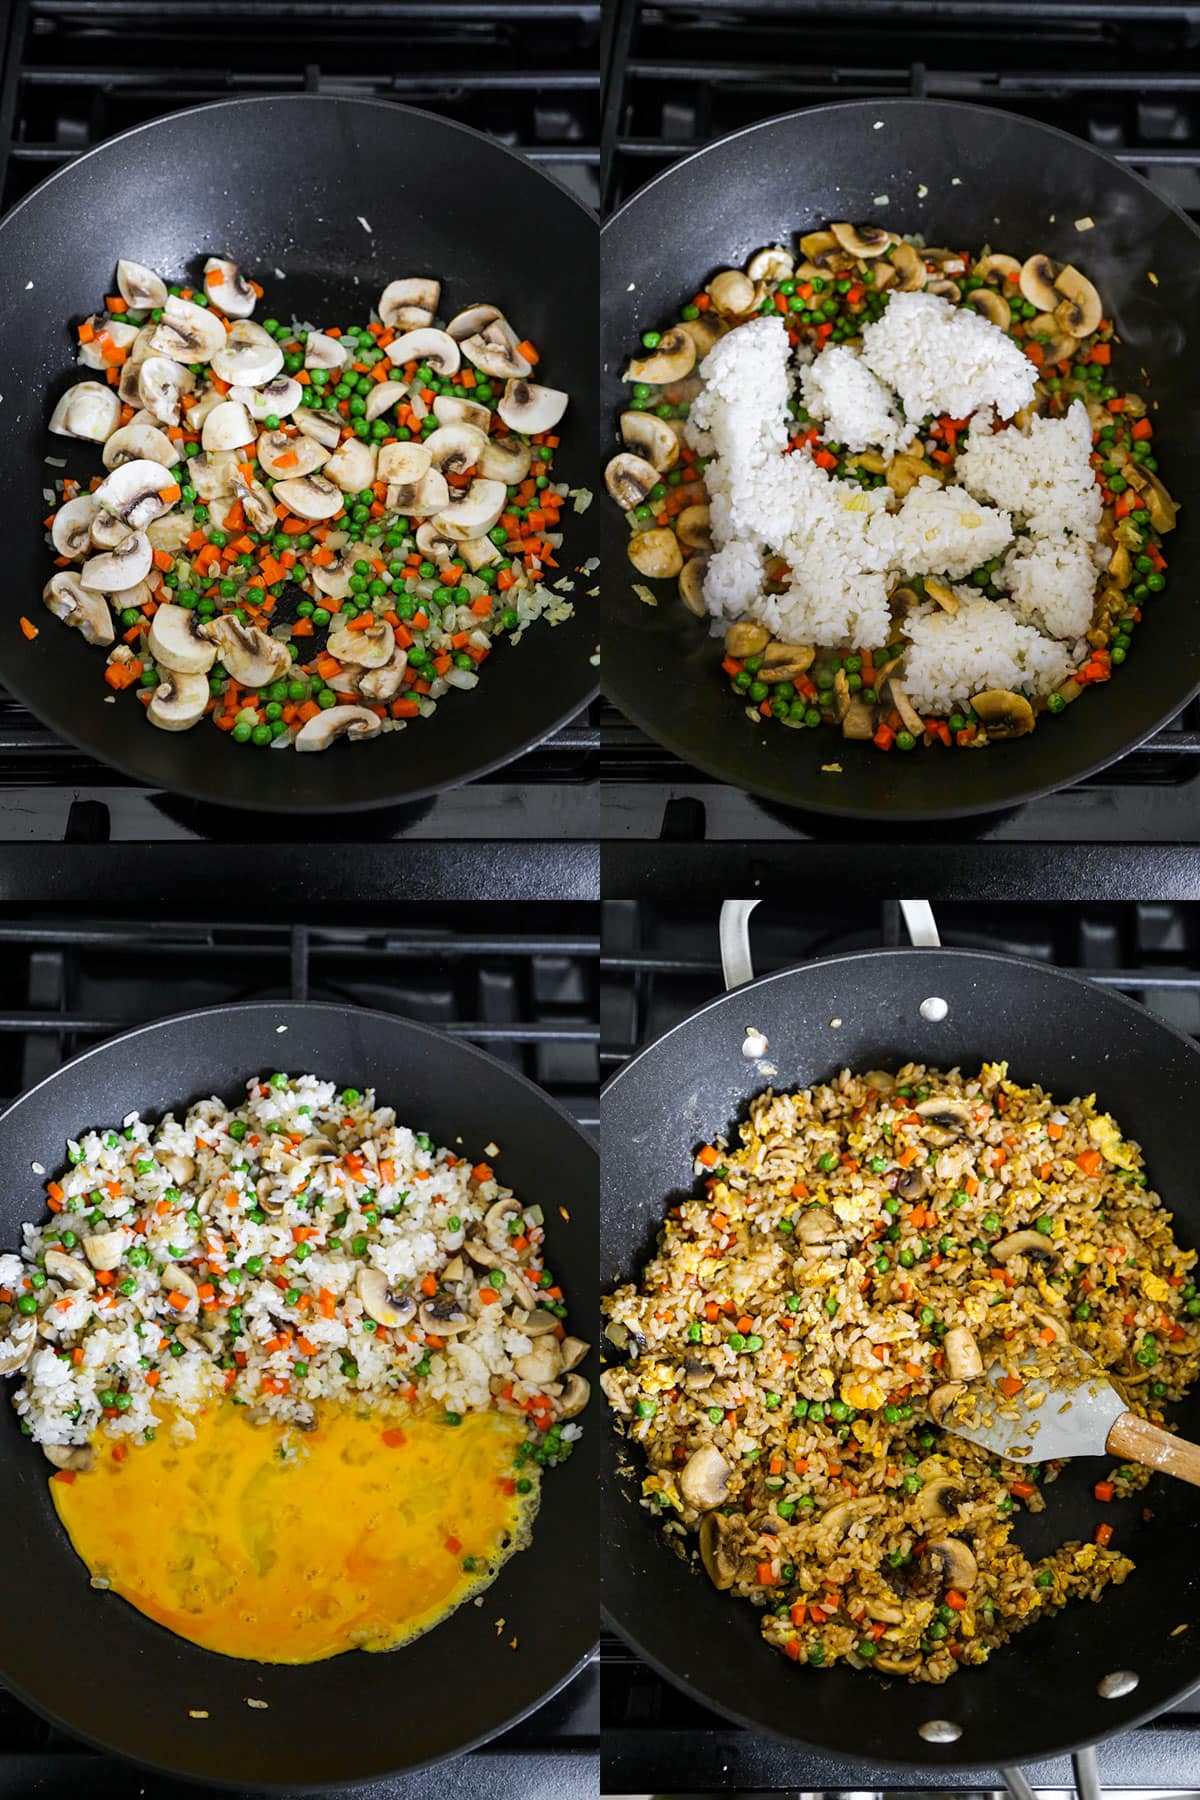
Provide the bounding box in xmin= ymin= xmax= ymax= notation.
xmin=718 ymin=898 xmax=942 ymax=992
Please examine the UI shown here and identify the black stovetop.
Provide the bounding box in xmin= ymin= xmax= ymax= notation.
xmin=0 ymin=908 xmax=599 ymax=1800
xmin=0 ymin=0 xmax=601 ymax=901
xmin=600 ymin=897 xmax=1200 ymax=1794
xmin=598 ymin=0 xmax=1200 ymax=894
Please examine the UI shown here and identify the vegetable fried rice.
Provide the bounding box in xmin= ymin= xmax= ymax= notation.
xmin=602 ymin=1061 xmax=1200 ymax=1682
xmin=1 ymin=1074 xmax=587 ymax=1464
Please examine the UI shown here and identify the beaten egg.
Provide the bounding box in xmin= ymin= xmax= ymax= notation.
xmin=50 ymin=1403 xmax=538 ymax=1662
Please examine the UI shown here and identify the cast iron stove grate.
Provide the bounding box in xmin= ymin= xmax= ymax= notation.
xmin=0 ymin=0 xmax=600 ymax=897
xmin=600 ymin=896 xmax=1200 ymax=1794
xmin=0 ymin=908 xmax=599 ymax=1800
xmin=599 ymin=1 xmax=1200 ymax=895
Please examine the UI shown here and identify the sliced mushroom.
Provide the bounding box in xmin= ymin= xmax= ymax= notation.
xmin=377 ymin=440 xmax=432 ymax=486
xmin=1054 ymin=265 xmax=1102 ymax=338
xmin=891 ymin=241 xmax=926 ymax=292
xmin=43 ymin=1443 xmax=96 ymax=1472
xmin=886 ymin=450 xmax=936 ymax=498
xmin=76 ymin=315 xmax=138 ymax=376
xmin=358 ymin=380 xmax=405 ymax=426
xmin=559 ymin=1335 xmax=590 ymax=1373
xmin=392 ymin=469 xmax=450 ymax=518
xmin=232 ymin=374 xmax=302 ymax=422
xmin=1019 ymin=254 xmax=1060 ymax=313
xmin=759 ymin=641 xmax=815 ymax=684
xmin=990 ymin=1229 xmax=1057 ymax=1268
xmin=515 ymin=1340 xmax=562 ymax=1384
xmin=81 ymin=531 xmax=152 ymax=593
xmin=323 ymin=437 xmax=378 ymax=494
xmin=293 ymin=408 xmax=344 ymax=451
xmin=418 ymin=1296 xmax=472 ymax=1336
xmin=156 ymin=1150 xmax=195 ymax=1185
xmin=425 ymin=422 xmax=488 ymax=477
xmin=203 ymin=256 xmax=256 ymax=318
xmin=831 ymin=221 xmax=892 ymax=258
xmin=682 ymin=1355 xmax=715 ymax=1390
xmin=148 ymin=603 xmax=217 ymax=676
xmin=888 ymin=680 xmax=925 ymax=738
xmin=0 ymin=1323 xmax=35 ymax=1377
xmin=706 ymin=269 xmax=756 ymax=316
xmin=746 ymin=245 xmax=794 ymax=283
xmin=678 ymin=555 xmax=709 ymax=617
xmin=698 ymin=1511 xmax=740 ymax=1590
xmin=874 ymin=1651 xmax=921 ymax=1676
xmin=433 ymin=478 xmax=507 ymax=540
xmin=299 ymin=330 xmax=346 ymax=374
xmin=497 ymin=378 xmax=568 ymax=436
xmin=201 ymin=400 xmax=256 ymax=454
xmin=234 ymin=472 xmax=278 ymax=537
xmin=818 ymin=1495 xmax=883 ymax=1539
xmin=102 ymin=419 xmax=177 ymax=473
xmin=517 ymin=1308 xmax=562 ymax=1338
xmin=147 ymin=668 xmax=209 ymax=731
xmin=432 ymin=392 xmax=492 ymax=434
xmin=42 ymin=572 xmax=115 ymax=647
xmin=273 ymin=473 xmax=344 ymax=522
xmin=81 ymin=1230 xmax=125 ymax=1272
xmin=116 ymin=258 xmax=168 ymax=311
xmin=680 ymin=1444 xmax=732 ymax=1511
xmin=894 ymin=1165 xmax=928 ymax=1201
xmin=137 ymin=356 xmax=194 ymax=428
xmin=925 ymin=1536 xmax=978 ymax=1591
xmin=967 ymin=287 xmax=1011 ymax=330
xmin=95 ymin=458 xmax=175 ymax=531
xmin=944 ymin=1325 xmax=984 ymax=1381
xmin=923 ymin=576 xmax=959 ymax=616
xmin=842 ymin=696 xmax=875 ymax=740
xmin=678 ymin=314 xmax=723 ymax=358
xmin=385 ymin=327 xmax=461 ymax=376
xmin=150 ymin=295 xmax=227 ymax=363
xmin=1145 ymin=473 xmax=1179 ymax=534
xmin=927 ymin=277 xmax=962 ymax=302
xmin=725 ymin=621 xmax=769 ymax=658
xmin=294 ymin=705 xmax=382 ymax=752
xmin=49 ymin=381 xmax=121 ymax=443
xmin=558 ymin=1373 xmax=590 ymax=1418
xmin=623 ymin=328 xmax=696 ymax=385
xmin=929 ymin=1381 xmax=967 ymax=1427
xmin=256 ymin=430 xmax=331 ymax=479
xmin=458 ymin=317 xmax=530 ymax=380
xmin=603 ymin=1318 xmax=647 ymax=1356
xmin=44 ymin=1248 xmax=93 ymax=1290
xmin=189 ymin=449 xmax=241 ymax=502
xmin=620 ymin=410 xmax=678 ymax=473
xmin=49 ymin=494 xmax=97 ymax=562
xmin=327 ymin=619 xmax=395 ymax=669
xmin=211 ymin=319 xmax=283 ymax=388
xmin=795 ymin=1205 xmax=839 ymax=1246
xmin=914 ymin=1097 xmax=971 ymax=1140
xmin=379 ymin=277 xmax=441 ymax=330
xmin=914 ymin=1475 xmax=967 ymax=1524
xmin=357 ymin=1266 xmax=416 ymax=1328
xmin=202 ymin=615 xmax=290 ymax=687
xmin=676 ymin=504 xmax=711 ymax=550
xmin=628 ymin=527 xmax=683 ymax=580
xmin=971 ymin=688 xmax=1035 ymax=739
xmin=606 ymin=452 xmax=659 ymax=511
xmin=975 ymin=252 xmax=1022 ymax=285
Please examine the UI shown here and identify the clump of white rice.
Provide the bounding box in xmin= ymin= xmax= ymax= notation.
xmin=687 ymin=316 xmax=794 ymax=548
xmin=1000 ymin=532 xmax=1105 ymax=641
xmin=902 ymin=592 xmax=1074 ymax=714
xmin=957 ymin=400 xmax=1101 ymax=540
xmin=891 ymin=479 xmax=1013 ymax=579
xmin=860 ymin=290 xmax=1037 ymax=426
xmin=801 ymin=344 xmax=912 ymax=458
xmin=2 ymin=1076 xmax=582 ymax=1461
xmin=767 ymin=464 xmax=897 ymax=650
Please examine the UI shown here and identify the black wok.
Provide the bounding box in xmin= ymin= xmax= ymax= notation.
xmin=0 ymin=95 xmax=598 ymax=812
xmin=599 ymin=100 xmax=1200 ymax=821
xmin=0 ymin=1001 xmax=597 ymax=1790
xmin=602 ymin=943 xmax=1200 ymax=1771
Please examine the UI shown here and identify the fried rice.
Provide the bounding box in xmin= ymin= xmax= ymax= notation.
xmin=601 ymin=1060 xmax=1200 ymax=1682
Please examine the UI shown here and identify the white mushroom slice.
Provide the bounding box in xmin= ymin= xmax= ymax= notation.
xmin=202 ymin=616 xmax=291 ymax=687
xmin=457 ymin=534 xmax=500 ymax=571
xmin=327 ymin=619 xmax=394 ymax=668
xmin=147 ymin=668 xmax=209 ymax=731
xmin=147 ymin=512 xmax=192 ymax=556
xmin=358 ymin=648 xmax=410 ymax=701
xmin=230 ymin=374 xmax=302 ymax=421
xmin=51 ymin=495 xmax=99 ymax=560
xmin=45 ymin=1248 xmax=93 ymax=1289
xmin=148 ymin=603 xmax=217 ymax=675
xmin=379 ymin=277 xmax=441 ymax=329
xmin=149 ymin=294 xmax=227 ymax=363
xmin=42 ymin=572 xmax=114 ymax=646
xmin=606 ymin=452 xmax=659 ymax=510
xmin=385 ymin=327 xmax=461 ymax=376
xmin=81 ymin=531 xmax=152 ymax=593
xmin=308 ymin=540 xmax=374 ymax=601
xmin=390 ymin=470 xmax=449 ymax=517
xmin=43 ymin=1443 xmax=95 ymax=1472
xmin=255 ymin=430 xmax=330 ymax=479
xmin=304 ymin=330 xmax=349 ymax=372
xmin=356 ymin=1268 xmax=416 ymax=1328
xmin=203 ymin=256 xmax=257 ymax=318
xmin=323 ymin=437 xmax=378 ymax=493
xmin=498 ymin=378 xmax=568 ymax=436
xmin=515 ymin=1341 xmax=561 ymax=1385
xmin=293 ymin=409 xmax=343 ymax=451
xmin=706 ymin=269 xmax=757 ymax=316
xmin=0 ymin=1324 xmax=35 ymax=1378
xmin=746 ymin=245 xmax=795 ymax=283
xmin=118 ymin=357 xmax=147 ymax=407
xmin=95 ymin=458 xmax=177 ymax=530
xmin=414 ymin=521 xmax=461 ymax=564
xmin=188 ymin=449 xmax=241 ymax=502
xmin=425 ymin=422 xmax=487 ymax=476
xmin=233 ymin=473 xmax=277 ymax=537
xmin=460 ymin=317 xmax=530 ymax=380
xmin=101 ymin=419 xmax=177 ymax=471
xmin=48 ymin=381 xmax=121 ymax=443
xmin=211 ymin=319 xmax=283 ymax=388
xmin=89 ymin=510 xmax=132 ymax=550
xmin=623 ymin=329 xmax=696 ymax=385
xmin=628 ymin=527 xmax=682 ymax=579
xmin=201 ymin=400 xmax=256 ymax=453
xmin=116 ymin=258 xmax=168 ymax=312
xmin=377 ymin=441 xmax=432 ymax=486
xmin=478 ymin=434 xmax=531 ymax=484
xmin=407 ymin=388 xmax=429 ymax=422
xmin=432 ymin=393 xmax=493 ymax=433
xmin=137 ymin=356 xmax=193 ymax=428
xmin=446 ymin=302 xmax=502 ymax=341
xmin=363 ymin=380 xmax=408 ymax=424
xmin=432 ymin=478 xmax=507 ymax=540
xmin=620 ymin=410 xmax=678 ymax=473
xmin=77 ymin=316 xmax=139 ymax=372
xmin=273 ymin=473 xmax=344 ymax=522
xmin=81 ymin=1230 xmax=125 ymax=1272
xmin=156 ymin=1149 xmax=195 ymax=1185
xmin=295 ymin=705 xmax=383 ymax=752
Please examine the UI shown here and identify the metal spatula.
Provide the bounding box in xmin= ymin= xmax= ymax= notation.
xmin=934 ymin=1349 xmax=1200 ymax=1485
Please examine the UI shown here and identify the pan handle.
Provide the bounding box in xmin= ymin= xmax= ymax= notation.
xmin=1002 ymin=1742 xmax=1101 ymax=1800
xmin=718 ymin=898 xmax=942 ymax=991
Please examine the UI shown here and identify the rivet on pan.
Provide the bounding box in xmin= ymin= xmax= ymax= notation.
xmin=920 ymin=996 xmax=949 ymax=1023
xmin=742 ymin=1028 xmax=768 ymax=1060
xmin=1098 ymin=1669 xmax=1139 ymax=1699
xmin=919 ymin=1720 xmax=962 ymax=1744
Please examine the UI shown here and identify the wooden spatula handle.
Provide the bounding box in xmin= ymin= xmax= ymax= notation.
xmin=1106 ymin=1408 xmax=1200 ymax=1488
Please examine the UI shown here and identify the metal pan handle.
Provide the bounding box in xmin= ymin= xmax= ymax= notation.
xmin=719 ymin=898 xmax=942 ymax=991
xmin=1003 ymin=1743 xmax=1101 ymax=1800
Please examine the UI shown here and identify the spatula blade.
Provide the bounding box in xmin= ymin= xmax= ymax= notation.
xmin=944 ymin=1359 xmax=1127 ymax=1465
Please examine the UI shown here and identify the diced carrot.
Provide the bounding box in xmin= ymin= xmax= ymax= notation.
xmin=1094 ymin=1480 xmax=1115 ymax=1503
xmin=471 ymin=1162 xmax=494 ymax=1182
xmin=1074 ymin=1149 xmax=1103 ymax=1176
xmin=697 ymin=1145 xmax=719 ymax=1168
xmin=479 ymin=1286 xmax=499 ymax=1304
xmin=945 ymin=1588 xmax=966 ymax=1611
xmin=1010 ymin=1479 xmax=1036 ymax=1499
xmin=756 ymin=1562 xmax=776 ymax=1587
xmin=18 ymin=617 xmax=38 ymax=641
xmin=998 ymin=1375 xmax=1025 ymax=1398
xmin=1095 ymin=1521 xmax=1114 ymax=1547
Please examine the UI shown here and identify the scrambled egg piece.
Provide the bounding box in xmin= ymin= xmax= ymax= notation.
xmin=1088 ymin=1114 xmax=1136 ymax=1170
xmin=1142 ymin=1273 xmax=1171 ymax=1305
xmin=841 ymin=1373 xmax=887 ymax=1410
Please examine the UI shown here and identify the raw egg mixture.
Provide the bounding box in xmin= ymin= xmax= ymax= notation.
xmin=50 ymin=1402 xmax=539 ymax=1662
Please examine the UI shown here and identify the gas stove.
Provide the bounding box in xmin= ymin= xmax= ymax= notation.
xmin=0 ymin=907 xmax=599 ymax=1800
xmin=0 ymin=0 xmax=601 ymax=903
xmin=599 ymin=0 xmax=1200 ymax=898
xmin=600 ymin=897 xmax=1200 ymax=1794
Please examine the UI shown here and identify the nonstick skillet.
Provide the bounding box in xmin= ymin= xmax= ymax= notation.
xmin=0 ymin=95 xmax=599 ymax=813
xmin=0 ymin=1001 xmax=596 ymax=1791
xmin=601 ymin=912 xmax=1200 ymax=1774
xmin=599 ymin=99 xmax=1200 ymax=822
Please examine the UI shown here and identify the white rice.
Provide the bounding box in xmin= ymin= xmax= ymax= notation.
xmin=800 ymin=344 xmax=912 ymax=457
xmin=860 ymin=290 xmax=1037 ymax=425
xmin=956 ymin=400 xmax=1102 ymax=540
xmin=891 ymin=478 xmax=1013 ymax=579
xmin=1000 ymin=532 xmax=1105 ymax=641
xmin=902 ymin=591 xmax=1074 ymax=713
